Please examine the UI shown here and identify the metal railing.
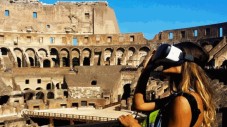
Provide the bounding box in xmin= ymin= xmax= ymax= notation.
xmin=22 ymin=110 xmax=116 ymax=122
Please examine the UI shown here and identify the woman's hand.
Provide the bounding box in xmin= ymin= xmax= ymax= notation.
xmin=118 ymin=114 xmax=141 ymax=127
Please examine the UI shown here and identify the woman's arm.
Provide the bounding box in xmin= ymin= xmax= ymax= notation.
xmin=168 ymin=96 xmax=191 ymax=127
xmin=134 ymin=93 xmax=156 ymax=111
xmin=133 ymin=54 xmax=157 ymax=111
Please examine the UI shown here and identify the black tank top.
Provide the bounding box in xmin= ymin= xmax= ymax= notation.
xmin=154 ymin=92 xmax=201 ymax=127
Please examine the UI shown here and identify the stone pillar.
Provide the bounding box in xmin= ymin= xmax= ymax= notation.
xmin=100 ymin=49 xmax=105 ymax=66
xmin=80 ymin=54 xmax=84 ymax=66
xmin=90 ymin=49 xmax=94 ymax=66
xmin=122 ymin=49 xmax=128 ymax=65
xmin=49 ymin=118 xmax=54 ymax=127
xmin=110 ymin=49 xmax=116 ymax=65
xmin=70 ymin=119 xmax=74 ymax=125
xmin=59 ymin=57 xmax=63 ymax=67
xmin=69 ymin=51 xmax=73 ymax=68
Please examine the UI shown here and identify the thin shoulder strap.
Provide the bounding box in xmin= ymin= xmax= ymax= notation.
xmin=181 ymin=93 xmax=201 ymax=127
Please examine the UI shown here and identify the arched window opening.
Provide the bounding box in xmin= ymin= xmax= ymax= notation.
xmin=29 ymin=57 xmax=34 ymax=66
xmin=121 ymin=84 xmax=131 ymax=102
xmin=24 ymin=92 xmax=34 ymax=101
xmin=117 ymin=58 xmax=121 ymax=65
xmin=1 ymin=48 xmax=8 ymax=55
xmin=0 ymin=95 xmax=9 ymax=105
xmin=56 ymin=83 xmax=60 ymax=89
xmin=17 ymin=57 xmax=22 ymax=67
xmin=36 ymin=92 xmax=44 ymax=100
xmin=61 ymin=83 xmax=68 ymax=89
xmin=47 ymin=92 xmax=54 ymax=99
xmin=46 ymin=83 xmax=54 ymax=90
xmin=62 ymin=57 xmax=70 ymax=67
xmin=91 ymin=80 xmax=97 ymax=85
xmin=83 ymin=57 xmax=90 ymax=66
xmin=36 ymin=87 xmax=42 ymax=90
xmin=43 ymin=59 xmax=50 ymax=67
xmin=64 ymin=91 xmax=68 ymax=98
xmin=72 ymin=57 xmax=80 ymax=67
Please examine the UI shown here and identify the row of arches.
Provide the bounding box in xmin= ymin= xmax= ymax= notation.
xmin=23 ymin=89 xmax=69 ymax=101
xmin=0 ymin=46 xmax=151 ymax=68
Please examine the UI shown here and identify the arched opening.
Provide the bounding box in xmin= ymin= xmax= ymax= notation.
xmin=47 ymin=92 xmax=54 ymax=99
xmin=17 ymin=57 xmax=22 ymax=67
xmin=116 ymin=48 xmax=124 ymax=65
xmin=83 ymin=57 xmax=90 ymax=66
xmin=72 ymin=57 xmax=80 ymax=67
xmin=1 ymin=48 xmax=8 ymax=55
xmin=26 ymin=48 xmax=37 ymax=67
xmin=46 ymin=83 xmax=54 ymax=90
xmin=36 ymin=87 xmax=42 ymax=90
xmin=91 ymin=80 xmax=97 ymax=86
xmin=62 ymin=57 xmax=70 ymax=67
xmin=38 ymin=48 xmax=48 ymax=57
xmin=29 ymin=57 xmax=34 ymax=66
xmin=24 ymin=92 xmax=34 ymax=101
xmin=221 ymin=60 xmax=227 ymax=69
xmin=60 ymin=49 xmax=70 ymax=67
xmin=56 ymin=83 xmax=60 ymax=89
xmin=82 ymin=48 xmax=91 ymax=66
xmin=61 ymin=83 xmax=68 ymax=89
xmin=51 ymin=48 xmax=60 ymax=67
xmin=64 ymin=91 xmax=68 ymax=98
xmin=72 ymin=49 xmax=80 ymax=66
xmin=43 ymin=59 xmax=51 ymax=67
xmin=0 ymin=95 xmax=9 ymax=105
xmin=104 ymin=48 xmax=113 ymax=66
xmin=36 ymin=92 xmax=44 ymax=100
xmin=121 ymin=84 xmax=131 ymax=102
xmin=106 ymin=57 xmax=110 ymax=65
xmin=128 ymin=47 xmax=136 ymax=59
xmin=117 ymin=58 xmax=121 ymax=65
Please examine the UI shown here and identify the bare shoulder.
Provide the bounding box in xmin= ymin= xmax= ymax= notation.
xmin=168 ymin=95 xmax=192 ymax=126
xmin=172 ymin=95 xmax=191 ymax=112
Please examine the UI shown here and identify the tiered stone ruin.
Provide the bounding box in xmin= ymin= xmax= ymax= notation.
xmin=0 ymin=0 xmax=226 ymax=126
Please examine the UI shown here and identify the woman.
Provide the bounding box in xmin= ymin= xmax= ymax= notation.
xmin=119 ymin=42 xmax=216 ymax=127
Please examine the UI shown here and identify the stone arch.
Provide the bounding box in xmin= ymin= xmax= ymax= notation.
xmin=29 ymin=57 xmax=34 ymax=66
xmin=104 ymin=48 xmax=113 ymax=65
xmin=47 ymin=92 xmax=55 ymax=99
xmin=82 ymin=48 xmax=91 ymax=66
xmin=128 ymin=47 xmax=136 ymax=58
xmin=116 ymin=48 xmax=125 ymax=65
xmin=0 ymin=95 xmax=9 ymax=105
xmin=139 ymin=46 xmax=150 ymax=63
xmin=43 ymin=59 xmax=51 ymax=67
xmin=36 ymin=92 xmax=44 ymax=100
xmin=64 ymin=91 xmax=68 ymax=98
xmin=14 ymin=48 xmax=24 ymax=67
xmin=23 ymin=88 xmax=34 ymax=101
xmin=72 ymin=48 xmax=80 ymax=67
xmin=46 ymin=83 xmax=54 ymax=90
xmin=38 ymin=48 xmax=48 ymax=57
xmin=26 ymin=48 xmax=36 ymax=67
xmin=17 ymin=57 xmax=22 ymax=67
xmin=61 ymin=83 xmax=68 ymax=89
xmin=36 ymin=87 xmax=43 ymax=90
xmin=121 ymin=83 xmax=131 ymax=101
xmin=50 ymin=48 xmax=60 ymax=67
xmin=56 ymin=83 xmax=60 ymax=89
xmin=0 ymin=47 xmax=9 ymax=55
xmin=60 ymin=48 xmax=70 ymax=67
xmin=221 ymin=60 xmax=227 ymax=69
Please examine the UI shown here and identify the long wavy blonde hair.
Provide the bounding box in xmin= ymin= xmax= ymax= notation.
xmin=180 ymin=62 xmax=216 ymax=127
xmin=171 ymin=42 xmax=216 ymax=126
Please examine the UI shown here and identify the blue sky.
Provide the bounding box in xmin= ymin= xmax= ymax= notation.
xmin=40 ymin=0 xmax=227 ymax=39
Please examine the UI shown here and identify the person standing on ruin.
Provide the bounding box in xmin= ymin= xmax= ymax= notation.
xmin=119 ymin=42 xmax=216 ymax=127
